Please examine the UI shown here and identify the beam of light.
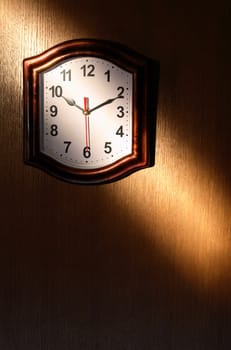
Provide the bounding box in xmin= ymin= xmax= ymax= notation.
xmin=2 ymin=0 xmax=230 ymax=296
xmin=0 ymin=0 xmax=87 ymax=143
xmin=1 ymin=0 xmax=88 ymax=87
xmin=109 ymin=120 xmax=231 ymax=295
xmin=1 ymin=1 xmax=48 ymax=98
xmin=1 ymin=1 xmax=46 ymax=62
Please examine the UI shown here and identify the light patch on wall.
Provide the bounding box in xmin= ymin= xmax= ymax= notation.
xmin=111 ymin=125 xmax=231 ymax=295
xmin=1 ymin=1 xmax=47 ymax=94
xmin=1 ymin=0 xmax=88 ymax=92
xmin=4 ymin=1 xmax=55 ymax=55
xmin=154 ymin=156 xmax=230 ymax=290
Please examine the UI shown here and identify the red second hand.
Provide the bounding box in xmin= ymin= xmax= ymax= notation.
xmin=84 ymin=97 xmax=90 ymax=148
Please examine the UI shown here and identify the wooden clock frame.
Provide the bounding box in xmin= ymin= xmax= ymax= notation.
xmin=23 ymin=39 xmax=159 ymax=184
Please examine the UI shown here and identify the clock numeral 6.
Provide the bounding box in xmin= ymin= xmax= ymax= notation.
xmin=83 ymin=146 xmax=91 ymax=158
xmin=50 ymin=124 xmax=58 ymax=136
xmin=104 ymin=142 xmax=112 ymax=154
xmin=49 ymin=85 xmax=63 ymax=98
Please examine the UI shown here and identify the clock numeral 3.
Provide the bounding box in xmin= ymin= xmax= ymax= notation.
xmin=117 ymin=106 xmax=124 ymax=118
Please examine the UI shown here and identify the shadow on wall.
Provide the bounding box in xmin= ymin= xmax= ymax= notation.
xmin=1 ymin=180 xmax=231 ymax=349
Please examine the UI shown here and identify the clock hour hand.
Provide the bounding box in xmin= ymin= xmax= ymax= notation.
xmin=62 ymin=96 xmax=84 ymax=112
xmin=88 ymin=95 xmax=123 ymax=113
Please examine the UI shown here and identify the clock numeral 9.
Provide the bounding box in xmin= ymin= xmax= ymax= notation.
xmin=81 ymin=64 xmax=95 ymax=77
xmin=104 ymin=142 xmax=112 ymax=154
xmin=50 ymin=124 xmax=58 ymax=136
xmin=50 ymin=105 xmax=58 ymax=117
xmin=83 ymin=146 xmax=91 ymax=158
xmin=49 ymin=85 xmax=63 ymax=97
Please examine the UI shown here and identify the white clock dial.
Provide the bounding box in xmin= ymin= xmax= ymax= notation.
xmin=39 ymin=57 xmax=133 ymax=169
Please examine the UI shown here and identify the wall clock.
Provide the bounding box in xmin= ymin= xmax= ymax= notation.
xmin=23 ymin=39 xmax=159 ymax=184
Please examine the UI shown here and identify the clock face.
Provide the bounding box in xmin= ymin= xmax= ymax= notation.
xmin=23 ymin=39 xmax=159 ymax=184
xmin=39 ymin=57 xmax=133 ymax=169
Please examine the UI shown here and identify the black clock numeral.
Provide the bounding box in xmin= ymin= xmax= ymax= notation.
xmin=104 ymin=70 xmax=110 ymax=82
xmin=49 ymin=85 xmax=63 ymax=97
xmin=117 ymin=106 xmax=124 ymax=118
xmin=116 ymin=125 xmax=124 ymax=137
xmin=50 ymin=124 xmax=58 ymax=136
xmin=50 ymin=105 xmax=58 ymax=117
xmin=81 ymin=64 xmax=95 ymax=77
xmin=64 ymin=141 xmax=71 ymax=153
xmin=117 ymin=86 xmax=125 ymax=98
xmin=61 ymin=69 xmax=71 ymax=81
xmin=83 ymin=146 xmax=91 ymax=158
xmin=104 ymin=142 xmax=112 ymax=154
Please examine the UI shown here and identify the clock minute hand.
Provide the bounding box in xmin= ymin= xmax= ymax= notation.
xmin=62 ymin=96 xmax=84 ymax=112
xmin=89 ymin=95 xmax=123 ymax=114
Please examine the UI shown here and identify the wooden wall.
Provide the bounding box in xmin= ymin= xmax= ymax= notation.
xmin=1 ymin=0 xmax=231 ymax=348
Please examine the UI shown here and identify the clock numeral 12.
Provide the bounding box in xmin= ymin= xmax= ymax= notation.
xmin=81 ymin=64 xmax=95 ymax=77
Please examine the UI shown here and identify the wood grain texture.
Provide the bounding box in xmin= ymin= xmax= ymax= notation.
xmin=1 ymin=0 xmax=231 ymax=349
